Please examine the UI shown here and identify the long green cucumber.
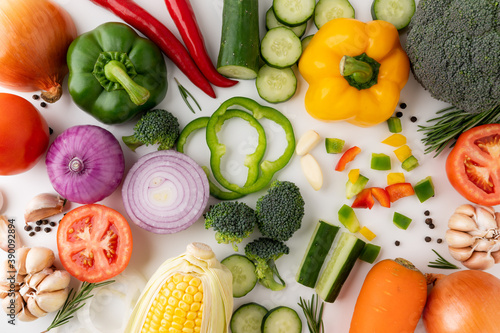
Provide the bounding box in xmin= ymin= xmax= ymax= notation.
xmin=217 ymin=0 xmax=260 ymax=79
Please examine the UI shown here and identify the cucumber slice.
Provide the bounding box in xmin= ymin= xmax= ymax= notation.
xmin=301 ymin=35 xmax=314 ymax=53
xmin=296 ymin=220 xmax=340 ymax=288
xmin=256 ymin=65 xmax=297 ymax=103
xmin=314 ymin=0 xmax=355 ymax=29
xmin=231 ymin=303 xmax=268 ymax=333
xmin=217 ymin=0 xmax=260 ymax=79
xmin=261 ymin=27 xmax=302 ymax=68
xmin=266 ymin=8 xmax=307 ymax=38
xmin=273 ymin=0 xmax=315 ymax=26
xmin=262 ymin=306 xmax=302 ymax=333
xmin=221 ymin=254 xmax=257 ymax=298
xmin=371 ymin=0 xmax=416 ymax=30
xmin=315 ymin=232 xmax=365 ymax=303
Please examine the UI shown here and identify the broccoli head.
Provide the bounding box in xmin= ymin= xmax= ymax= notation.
xmin=122 ymin=109 xmax=180 ymax=151
xmin=244 ymin=237 xmax=290 ymax=291
xmin=406 ymin=0 xmax=500 ymax=114
xmin=255 ymin=180 xmax=305 ymax=242
xmin=204 ymin=201 xmax=257 ymax=251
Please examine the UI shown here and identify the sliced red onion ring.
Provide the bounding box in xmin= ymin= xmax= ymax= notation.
xmin=122 ymin=150 xmax=209 ymax=234
xmin=46 ymin=125 xmax=125 ymax=204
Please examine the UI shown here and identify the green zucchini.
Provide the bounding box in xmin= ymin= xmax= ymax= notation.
xmin=262 ymin=306 xmax=302 ymax=333
xmin=231 ymin=303 xmax=268 ymax=333
xmin=217 ymin=0 xmax=260 ymax=79
xmin=296 ymin=220 xmax=340 ymax=288
xmin=315 ymin=232 xmax=365 ymax=303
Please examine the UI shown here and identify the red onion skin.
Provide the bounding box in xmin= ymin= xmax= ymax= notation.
xmin=45 ymin=125 xmax=125 ymax=204
xmin=122 ymin=150 xmax=209 ymax=234
xmin=423 ymin=270 xmax=500 ymax=333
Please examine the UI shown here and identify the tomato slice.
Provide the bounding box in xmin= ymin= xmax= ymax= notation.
xmin=57 ymin=204 xmax=133 ymax=283
xmin=446 ymin=124 xmax=500 ymax=206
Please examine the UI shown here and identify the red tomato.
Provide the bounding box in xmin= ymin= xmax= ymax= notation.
xmin=446 ymin=124 xmax=500 ymax=206
xmin=57 ymin=204 xmax=133 ymax=283
xmin=0 ymin=93 xmax=49 ymax=175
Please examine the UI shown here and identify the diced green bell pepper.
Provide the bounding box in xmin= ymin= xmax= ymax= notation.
xmin=346 ymin=174 xmax=369 ymax=199
xmin=402 ymin=155 xmax=419 ymax=171
xmin=414 ymin=176 xmax=435 ymax=202
xmin=393 ymin=212 xmax=412 ymax=230
xmin=338 ymin=204 xmax=360 ymax=233
xmin=387 ymin=117 xmax=402 ymax=133
xmin=325 ymin=138 xmax=345 ymax=154
xmin=371 ymin=153 xmax=391 ymax=171
xmin=359 ymin=243 xmax=381 ymax=264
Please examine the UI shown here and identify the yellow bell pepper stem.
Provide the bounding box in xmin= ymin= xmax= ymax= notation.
xmin=340 ymin=55 xmax=375 ymax=85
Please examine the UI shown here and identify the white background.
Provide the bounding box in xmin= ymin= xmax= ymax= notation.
xmin=1 ymin=0 xmax=499 ymax=332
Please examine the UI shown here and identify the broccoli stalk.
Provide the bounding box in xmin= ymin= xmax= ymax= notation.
xmin=204 ymin=201 xmax=257 ymax=251
xmin=122 ymin=109 xmax=180 ymax=151
xmin=245 ymin=237 xmax=290 ymax=291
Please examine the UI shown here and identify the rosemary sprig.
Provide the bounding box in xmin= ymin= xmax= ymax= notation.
xmin=428 ymin=249 xmax=460 ymax=269
xmin=298 ymin=294 xmax=325 ymax=333
xmin=43 ymin=280 xmax=115 ymax=332
xmin=418 ymin=105 xmax=500 ymax=157
xmin=175 ymin=77 xmax=201 ymax=114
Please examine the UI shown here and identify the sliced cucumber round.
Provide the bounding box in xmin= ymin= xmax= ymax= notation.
xmin=273 ymin=0 xmax=316 ymax=26
xmin=256 ymin=65 xmax=297 ymax=104
xmin=314 ymin=0 xmax=355 ymax=29
xmin=231 ymin=303 xmax=268 ymax=333
xmin=371 ymin=0 xmax=416 ymax=30
xmin=266 ymin=8 xmax=307 ymax=38
xmin=262 ymin=306 xmax=302 ymax=333
xmin=261 ymin=27 xmax=302 ymax=69
xmin=301 ymin=35 xmax=314 ymax=53
xmin=221 ymin=254 xmax=257 ymax=298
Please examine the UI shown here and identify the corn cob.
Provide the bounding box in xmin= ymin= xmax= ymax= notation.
xmin=126 ymin=243 xmax=233 ymax=333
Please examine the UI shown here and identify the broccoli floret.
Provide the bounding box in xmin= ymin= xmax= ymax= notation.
xmin=244 ymin=237 xmax=290 ymax=291
xmin=204 ymin=201 xmax=257 ymax=251
xmin=255 ymin=180 xmax=305 ymax=242
xmin=406 ymin=0 xmax=500 ymax=114
xmin=122 ymin=109 xmax=180 ymax=151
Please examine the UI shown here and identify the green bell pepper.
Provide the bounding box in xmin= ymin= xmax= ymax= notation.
xmin=67 ymin=22 xmax=168 ymax=124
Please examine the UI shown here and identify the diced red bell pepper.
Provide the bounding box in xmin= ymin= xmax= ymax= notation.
xmin=351 ymin=188 xmax=375 ymax=209
xmin=371 ymin=187 xmax=391 ymax=208
xmin=335 ymin=146 xmax=361 ymax=171
xmin=385 ymin=183 xmax=415 ymax=202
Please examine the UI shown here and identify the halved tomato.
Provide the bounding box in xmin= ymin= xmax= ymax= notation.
xmin=57 ymin=204 xmax=133 ymax=283
xmin=446 ymin=124 xmax=500 ymax=206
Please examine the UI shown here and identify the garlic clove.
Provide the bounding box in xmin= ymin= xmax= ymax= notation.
xmin=475 ymin=206 xmax=498 ymax=230
xmin=35 ymin=288 xmax=68 ymax=313
xmin=295 ymin=130 xmax=321 ymax=156
xmin=15 ymin=247 xmax=30 ymax=276
xmin=0 ymin=260 xmax=11 ymax=282
xmin=17 ymin=305 xmax=38 ymax=322
xmin=454 ymin=204 xmax=476 ymax=216
xmin=448 ymin=213 xmax=478 ymax=232
xmin=473 ymin=238 xmax=496 ymax=252
xmin=0 ymin=215 xmax=21 ymax=252
xmin=37 ymin=270 xmax=71 ymax=293
xmin=445 ymin=229 xmax=476 ymax=248
xmin=1 ymin=291 xmax=23 ymax=316
xmin=24 ymin=193 xmax=66 ymax=224
xmin=448 ymin=246 xmax=474 ymax=262
xmin=462 ymin=251 xmax=495 ymax=270
xmin=27 ymin=267 xmax=53 ymax=289
xmin=25 ymin=247 xmax=55 ymax=275
xmin=300 ymin=153 xmax=323 ymax=191
xmin=491 ymin=250 xmax=500 ymax=264
xmin=27 ymin=296 xmax=47 ymax=318
xmin=0 ymin=281 xmax=20 ymax=299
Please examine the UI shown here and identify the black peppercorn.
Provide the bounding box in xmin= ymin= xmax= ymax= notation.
xmin=429 ymin=223 xmax=435 ymax=229
xmin=424 ymin=210 xmax=430 ymax=216
xmin=29 ymin=231 xmax=35 ymax=237
xmin=437 ymin=238 xmax=443 ymax=244
xmin=410 ymin=116 xmax=417 ymax=122
xmin=399 ymin=102 xmax=407 ymax=109
xmin=42 ymin=220 xmax=49 ymax=225
xmin=40 ymin=102 xmax=47 ymax=108
xmin=44 ymin=227 xmax=51 ymax=233
xmin=32 ymin=95 xmax=40 ymax=100
xmin=395 ymin=240 xmax=400 ymax=246
xmin=49 ymin=221 xmax=56 ymax=227
xmin=49 ymin=127 xmax=54 ymax=135
xmin=396 ymin=111 xmax=403 ymax=118
xmin=425 ymin=218 xmax=433 ymax=225
xmin=36 ymin=220 xmax=43 ymax=226
xmin=425 ymin=236 xmax=432 ymax=242
xmin=35 ymin=226 xmax=41 ymax=232
xmin=24 ymin=225 xmax=32 ymax=231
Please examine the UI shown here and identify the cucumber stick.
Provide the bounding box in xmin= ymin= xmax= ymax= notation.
xmin=217 ymin=0 xmax=260 ymax=79
xmin=296 ymin=220 xmax=340 ymax=288
xmin=316 ymin=232 xmax=365 ymax=303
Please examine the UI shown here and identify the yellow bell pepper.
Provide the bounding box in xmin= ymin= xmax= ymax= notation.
xmin=298 ymin=18 xmax=410 ymax=127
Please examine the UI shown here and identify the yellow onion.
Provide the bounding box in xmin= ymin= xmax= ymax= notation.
xmin=423 ymin=270 xmax=500 ymax=333
xmin=0 ymin=0 xmax=77 ymax=102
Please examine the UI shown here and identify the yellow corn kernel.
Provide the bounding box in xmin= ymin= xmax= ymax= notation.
xmin=141 ymin=274 xmax=204 ymax=333
xmin=394 ymin=145 xmax=412 ymax=162
xmin=359 ymin=226 xmax=376 ymax=241
xmin=387 ymin=172 xmax=405 ymax=185
xmin=348 ymin=168 xmax=359 ymax=184
xmin=382 ymin=134 xmax=407 ymax=147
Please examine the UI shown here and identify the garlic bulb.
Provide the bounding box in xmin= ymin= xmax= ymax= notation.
xmin=0 ymin=246 xmax=71 ymax=321
xmin=447 ymin=204 xmax=500 ymax=270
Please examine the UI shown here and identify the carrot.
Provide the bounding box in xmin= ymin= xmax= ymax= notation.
xmin=349 ymin=258 xmax=427 ymax=333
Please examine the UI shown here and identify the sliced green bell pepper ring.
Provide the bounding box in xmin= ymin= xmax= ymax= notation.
xmin=176 ymin=109 xmax=267 ymax=200
xmin=67 ymin=22 xmax=168 ymax=124
xmin=206 ymin=97 xmax=295 ymax=195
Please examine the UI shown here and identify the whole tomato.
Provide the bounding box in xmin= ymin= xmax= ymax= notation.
xmin=0 ymin=93 xmax=50 ymax=175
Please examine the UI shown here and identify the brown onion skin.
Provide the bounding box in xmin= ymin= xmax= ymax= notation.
xmin=423 ymin=270 xmax=500 ymax=333
xmin=0 ymin=0 xmax=77 ymax=102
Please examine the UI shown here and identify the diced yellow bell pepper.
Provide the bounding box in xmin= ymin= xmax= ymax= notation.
xmin=359 ymin=226 xmax=376 ymax=241
xmin=394 ymin=145 xmax=412 ymax=162
xmin=348 ymin=169 xmax=360 ymax=184
xmin=382 ymin=134 xmax=407 ymax=147
xmin=387 ymin=172 xmax=405 ymax=185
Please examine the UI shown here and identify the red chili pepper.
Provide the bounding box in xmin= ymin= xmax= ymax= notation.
xmin=351 ymin=188 xmax=375 ymax=209
xmin=89 ymin=0 xmax=216 ymax=98
xmin=335 ymin=146 xmax=361 ymax=171
xmin=371 ymin=187 xmax=391 ymax=208
xmin=385 ymin=183 xmax=415 ymax=202
xmin=165 ymin=0 xmax=237 ymax=88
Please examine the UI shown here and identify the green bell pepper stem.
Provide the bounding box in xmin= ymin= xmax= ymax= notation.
xmin=104 ymin=60 xmax=150 ymax=105
xmin=206 ymin=97 xmax=296 ymax=195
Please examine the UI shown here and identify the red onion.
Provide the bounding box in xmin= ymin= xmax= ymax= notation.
xmin=122 ymin=150 xmax=209 ymax=234
xmin=46 ymin=125 xmax=125 ymax=204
